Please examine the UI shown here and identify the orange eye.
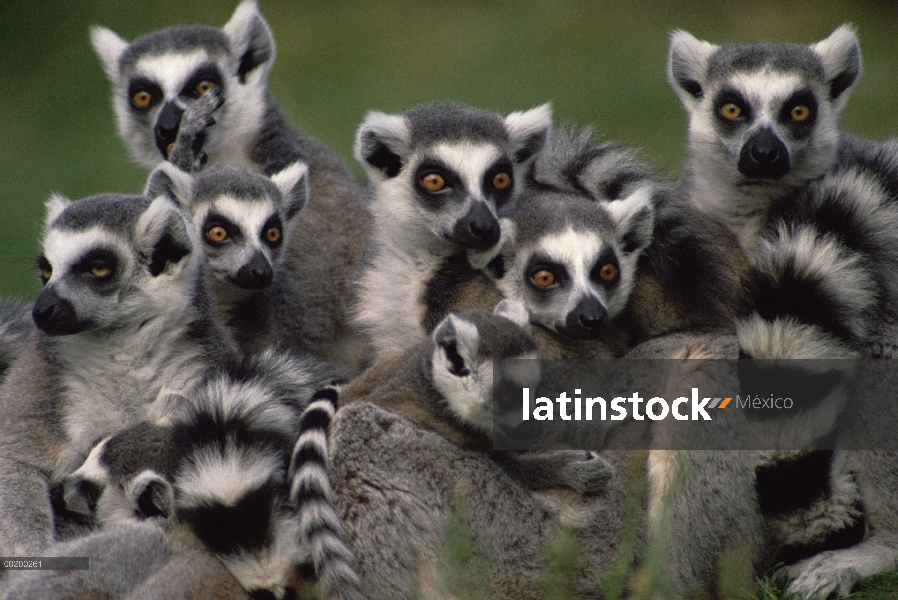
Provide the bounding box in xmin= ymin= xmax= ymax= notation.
xmin=132 ymin=91 xmax=153 ymax=108
xmin=207 ymin=226 xmax=228 ymax=242
xmin=532 ymin=270 xmax=555 ymax=288
xmin=790 ymin=105 xmax=810 ymax=122
xmin=493 ymin=172 xmax=511 ymax=190
xmin=599 ymin=264 xmax=617 ymax=281
xmin=196 ymin=80 xmax=217 ymax=96
xmin=91 ymin=266 xmax=111 ymax=278
xmin=40 ymin=266 xmax=52 ymax=281
xmin=422 ymin=174 xmax=445 ymax=192
xmin=265 ymin=227 xmax=281 ymax=243
xmin=720 ymin=103 xmax=742 ymax=120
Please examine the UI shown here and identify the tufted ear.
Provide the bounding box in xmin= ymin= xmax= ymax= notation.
xmin=129 ymin=471 xmax=175 ymax=520
xmin=90 ymin=25 xmax=129 ymax=81
xmin=667 ymin=30 xmax=718 ymax=110
xmin=504 ymin=103 xmax=552 ymax=165
xmin=494 ymin=299 xmax=529 ymax=329
xmin=134 ymin=196 xmax=195 ymax=277
xmin=432 ymin=314 xmax=482 ymax=378
xmin=606 ymin=187 xmax=656 ymax=255
xmin=223 ymin=0 xmax=276 ymax=83
xmin=354 ymin=111 xmax=411 ymax=180
xmin=811 ymin=24 xmax=862 ymax=110
xmin=270 ymin=161 xmax=310 ymax=222
xmin=144 ymin=162 xmax=195 ymax=209
xmin=43 ymin=193 xmax=72 ymax=232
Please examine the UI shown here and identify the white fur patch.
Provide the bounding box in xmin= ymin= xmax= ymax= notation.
xmin=177 ymin=447 xmax=281 ymax=509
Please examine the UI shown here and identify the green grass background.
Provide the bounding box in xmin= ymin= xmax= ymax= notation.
xmin=2 ymin=0 xmax=897 ymax=299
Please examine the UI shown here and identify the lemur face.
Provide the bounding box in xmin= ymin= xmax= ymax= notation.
xmin=91 ymin=1 xmax=275 ymax=169
xmin=33 ymin=194 xmax=197 ymax=336
xmin=500 ymin=191 xmax=655 ymax=340
xmin=668 ymin=26 xmax=861 ymax=188
xmin=145 ymin=162 xmax=308 ymax=294
xmin=355 ymin=102 xmax=552 ymax=254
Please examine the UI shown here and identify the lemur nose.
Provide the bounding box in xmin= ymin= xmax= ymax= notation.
xmin=750 ymin=144 xmax=779 ymax=164
xmin=579 ymin=311 xmax=607 ymax=330
xmin=469 ymin=218 xmax=494 ymax=239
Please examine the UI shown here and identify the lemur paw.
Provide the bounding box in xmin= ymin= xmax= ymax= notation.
xmin=168 ymin=89 xmax=223 ymax=172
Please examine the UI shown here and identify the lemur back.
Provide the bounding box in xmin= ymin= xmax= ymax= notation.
xmin=145 ymin=161 xmax=311 ymax=357
xmin=352 ymin=101 xmax=553 ymax=359
xmin=0 ymin=191 xmax=234 ymax=559
xmin=91 ymin=0 xmax=372 ymax=371
xmin=63 ymin=350 xmax=361 ymax=600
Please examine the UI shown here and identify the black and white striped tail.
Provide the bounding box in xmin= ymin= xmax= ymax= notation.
xmin=289 ymin=388 xmax=364 ymax=600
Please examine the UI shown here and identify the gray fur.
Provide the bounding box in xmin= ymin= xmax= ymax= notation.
xmin=353 ymin=102 xmax=551 ymax=359
xmin=0 ymin=521 xmax=252 ymax=600
xmin=92 ymin=0 xmax=372 ymax=372
xmin=330 ymin=401 xmax=640 ymax=599
xmin=0 ymin=298 xmax=34 ymax=385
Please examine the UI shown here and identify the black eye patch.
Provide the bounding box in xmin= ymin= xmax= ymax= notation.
xmin=73 ymin=248 xmax=119 ymax=277
xmin=180 ymin=63 xmax=223 ymax=99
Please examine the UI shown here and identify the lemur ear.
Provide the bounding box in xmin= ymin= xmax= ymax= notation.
xmin=44 ymin=194 xmax=72 ymax=231
xmin=505 ymin=103 xmax=552 ymax=164
xmin=354 ymin=111 xmax=411 ymax=179
xmin=129 ymin=471 xmax=175 ymax=520
xmin=432 ymin=314 xmax=482 ymax=378
xmin=90 ymin=26 xmax=128 ymax=81
xmin=667 ymin=30 xmax=717 ymax=109
xmin=606 ymin=187 xmax=656 ymax=254
xmin=494 ymin=300 xmax=530 ymax=329
xmin=145 ymin=162 xmax=194 ymax=209
xmin=270 ymin=161 xmax=310 ymax=222
xmin=134 ymin=196 xmax=195 ymax=277
xmin=223 ymin=0 xmax=276 ymax=83
xmin=811 ymin=24 xmax=862 ymax=108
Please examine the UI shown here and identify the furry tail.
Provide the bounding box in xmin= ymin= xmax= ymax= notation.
xmin=289 ymin=388 xmax=363 ymax=599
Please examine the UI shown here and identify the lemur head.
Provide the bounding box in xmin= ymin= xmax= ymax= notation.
xmin=428 ymin=300 xmax=539 ymax=434
xmin=355 ymin=102 xmax=552 ymax=254
xmin=33 ymin=193 xmax=198 ymax=336
xmin=668 ymin=25 xmax=861 ymax=189
xmin=499 ymin=189 xmax=655 ymax=340
xmin=63 ymin=422 xmax=179 ymax=526
xmin=91 ymin=0 xmax=274 ymax=169
xmin=146 ymin=161 xmax=308 ymax=293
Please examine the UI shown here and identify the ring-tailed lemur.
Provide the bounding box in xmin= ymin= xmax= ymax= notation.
xmin=91 ymin=0 xmax=372 ymax=371
xmin=62 ymin=351 xmax=360 ymax=600
xmin=660 ymin=27 xmax=898 ymax=598
xmin=145 ymin=160 xmax=310 ymax=357
xmin=337 ymin=300 xmax=612 ymax=496
xmin=352 ymin=101 xmax=552 ymax=359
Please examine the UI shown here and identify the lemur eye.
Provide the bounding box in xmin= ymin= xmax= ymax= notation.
xmin=91 ymin=265 xmax=112 ymax=278
xmin=790 ymin=105 xmax=811 ymax=122
xmin=40 ymin=266 xmax=52 ymax=281
xmin=196 ymin=80 xmax=217 ymax=96
xmin=207 ymin=226 xmax=228 ymax=243
xmin=422 ymin=174 xmax=445 ymax=192
xmin=265 ymin=227 xmax=281 ymax=243
xmin=132 ymin=91 xmax=153 ymax=109
xmin=532 ymin=270 xmax=555 ymax=288
xmin=493 ymin=172 xmax=511 ymax=190
xmin=720 ymin=103 xmax=742 ymax=120
xmin=599 ymin=264 xmax=617 ymax=281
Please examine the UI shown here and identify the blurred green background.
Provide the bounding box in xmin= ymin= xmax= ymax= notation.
xmin=2 ymin=0 xmax=897 ymax=298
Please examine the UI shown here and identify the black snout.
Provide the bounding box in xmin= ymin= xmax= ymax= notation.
xmin=559 ymin=296 xmax=607 ymax=340
xmin=154 ymin=101 xmax=185 ymax=158
xmin=232 ymin=252 xmax=274 ymax=290
xmin=449 ymin=202 xmax=501 ymax=251
xmin=32 ymin=288 xmax=86 ymax=336
xmin=738 ymin=128 xmax=791 ymax=179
